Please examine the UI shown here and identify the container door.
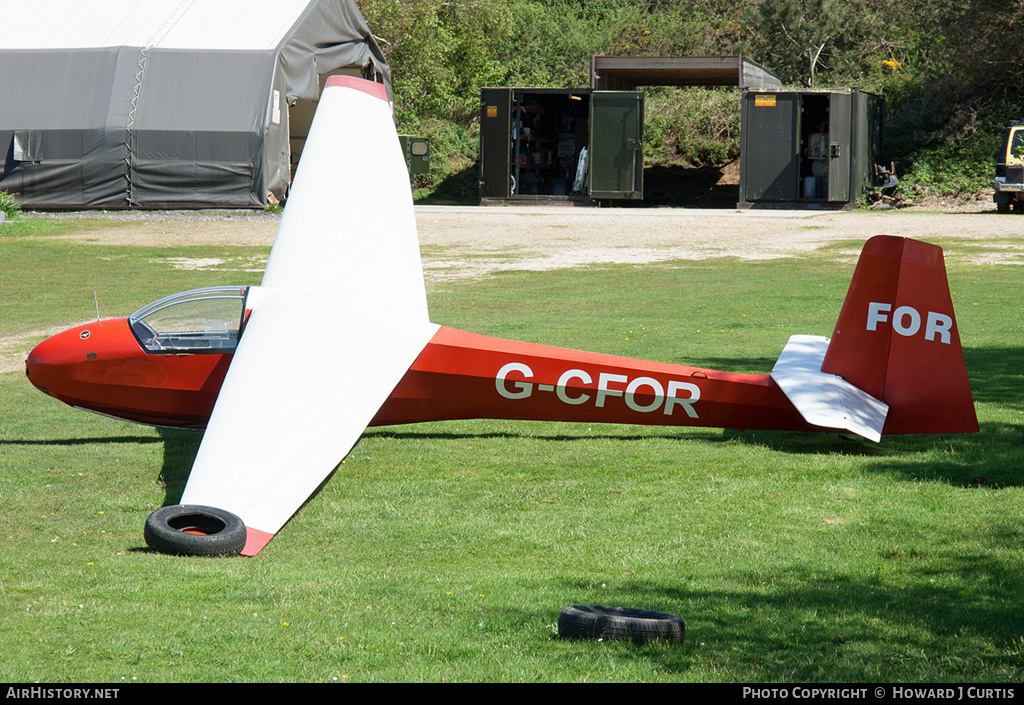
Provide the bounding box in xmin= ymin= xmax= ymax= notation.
xmin=588 ymin=91 xmax=644 ymax=199
xmin=479 ymin=88 xmax=512 ymax=199
xmin=740 ymin=91 xmax=800 ymax=201
xmin=850 ymin=92 xmax=885 ymax=202
xmin=827 ymin=92 xmax=852 ymax=202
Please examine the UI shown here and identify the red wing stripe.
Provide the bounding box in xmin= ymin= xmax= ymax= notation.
xmin=241 ymin=527 xmax=275 ymax=556
xmin=325 ymin=75 xmax=388 ymax=102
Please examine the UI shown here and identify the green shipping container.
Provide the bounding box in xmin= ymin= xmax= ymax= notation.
xmin=479 ymin=87 xmax=644 ymax=203
xmin=739 ymin=89 xmax=885 ymax=208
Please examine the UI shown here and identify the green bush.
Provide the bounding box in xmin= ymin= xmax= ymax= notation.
xmin=0 ymin=191 xmax=21 ymax=219
xmin=899 ymin=141 xmax=997 ymax=195
xmin=889 ymin=100 xmax=1014 ymax=195
xmin=644 ymin=87 xmax=740 ymax=167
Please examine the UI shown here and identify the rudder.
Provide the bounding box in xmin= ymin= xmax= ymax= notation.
xmin=821 ymin=236 xmax=978 ymax=434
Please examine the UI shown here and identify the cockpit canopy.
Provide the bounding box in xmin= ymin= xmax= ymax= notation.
xmin=129 ymin=286 xmax=249 ymax=354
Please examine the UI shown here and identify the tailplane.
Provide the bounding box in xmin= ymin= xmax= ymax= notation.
xmin=821 ymin=236 xmax=978 ymax=434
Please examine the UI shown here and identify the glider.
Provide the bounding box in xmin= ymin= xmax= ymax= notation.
xmin=24 ymin=77 xmax=979 ymax=557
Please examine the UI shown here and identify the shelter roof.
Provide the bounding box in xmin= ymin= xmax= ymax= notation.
xmin=590 ymin=56 xmax=781 ymax=91
xmin=3 ymin=0 xmax=314 ymax=50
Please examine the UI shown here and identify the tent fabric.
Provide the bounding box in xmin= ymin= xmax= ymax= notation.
xmin=0 ymin=0 xmax=390 ymax=209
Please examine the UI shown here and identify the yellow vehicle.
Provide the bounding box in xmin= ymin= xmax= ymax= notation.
xmin=994 ymin=120 xmax=1024 ymax=213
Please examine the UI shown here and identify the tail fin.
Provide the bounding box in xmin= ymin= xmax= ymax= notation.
xmin=821 ymin=236 xmax=978 ymax=434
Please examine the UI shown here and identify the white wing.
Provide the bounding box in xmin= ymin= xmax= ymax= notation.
xmin=178 ymin=77 xmax=438 ymax=555
xmin=259 ymin=78 xmax=431 ymax=321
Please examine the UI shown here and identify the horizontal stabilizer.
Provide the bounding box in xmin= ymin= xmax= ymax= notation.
xmin=771 ymin=335 xmax=888 ymax=442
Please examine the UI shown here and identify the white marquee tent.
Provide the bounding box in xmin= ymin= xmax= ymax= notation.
xmin=0 ymin=0 xmax=390 ymax=209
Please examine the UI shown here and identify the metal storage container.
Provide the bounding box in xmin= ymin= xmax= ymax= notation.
xmin=739 ymin=89 xmax=884 ymax=208
xmin=479 ymin=88 xmax=644 ymax=203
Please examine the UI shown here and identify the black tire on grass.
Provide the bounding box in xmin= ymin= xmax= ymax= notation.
xmin=558 ymin=605 xmax=685 ymax=645
xmin=144 ymin=504 xmax=247 ymax=557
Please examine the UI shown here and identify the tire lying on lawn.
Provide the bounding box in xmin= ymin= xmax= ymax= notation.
xmin=144 ymin=504 xmax=247 ymax=557
xmin=558 ymin=605 xmax=685 ymax=645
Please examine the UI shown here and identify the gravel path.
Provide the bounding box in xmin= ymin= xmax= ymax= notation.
xmin=413 ymin=205 xmax=1023 ymax=278
xmin=5 ymin=204 xmax=1021 ymax=375
xmin=35 ymin=203 xmax=1024 ymax=276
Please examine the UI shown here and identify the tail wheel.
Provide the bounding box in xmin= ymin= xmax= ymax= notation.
xmin=558 ymin=605 xmax=685 ymax=645
xmin=144 ymin=505 xmax=247 ymax=557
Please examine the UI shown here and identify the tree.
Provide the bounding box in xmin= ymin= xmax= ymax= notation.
xmin=358 ymin=0 xmax=512 ymax=124
xmin=741 ymin=0 xmax=881 ymax=86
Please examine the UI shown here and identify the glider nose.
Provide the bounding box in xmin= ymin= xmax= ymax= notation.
xmin=25 ymin=320 xmax=134 ymax=403
xmin=25 ymin=329 xmax=78 ymax=397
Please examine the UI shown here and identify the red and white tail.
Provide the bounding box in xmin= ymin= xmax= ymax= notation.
xmin=821 ymin=236 xmax=978 ymax=435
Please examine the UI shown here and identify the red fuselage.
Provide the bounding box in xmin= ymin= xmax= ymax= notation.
xmin=25 ymin=319 xmax=231 ymax=429
xmin=25 ymin=318 xmax=819 ymax=434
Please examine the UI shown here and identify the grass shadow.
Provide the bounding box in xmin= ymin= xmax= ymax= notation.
xmin=539 ymin=548 xmax=1024 ymax=681
xmin=415 ymin=161 xmax=741 ymax=208
xmin=416 ymin=163 xmax=479 ymax=205
xmin=155 ymin=428 xmax=202 ymax=504
xmin=0 ymin=435 xmax=160 ymax=447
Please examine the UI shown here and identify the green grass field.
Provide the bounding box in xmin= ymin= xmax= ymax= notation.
xmin=1 ymin=220 xmax=1022 ymax=682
